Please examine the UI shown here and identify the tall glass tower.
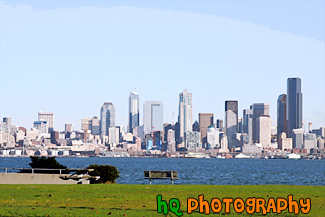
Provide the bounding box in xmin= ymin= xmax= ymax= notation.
xmin=100 ymin=102 xmax=115 ymax=136
xmin=128 ymin=92 xmax=139 ymax=133
xmin=225 ymin=100 xmax=238 ymax=148
xmin=143 ymin=101 xmax=163 ymax=134
xmin=178 ymin=89 xmax=193 ymax=143
xmin=277 ymin=94 xmax=287 ymax=140
xmin=287 ymin=78 xmax=302 ymax=138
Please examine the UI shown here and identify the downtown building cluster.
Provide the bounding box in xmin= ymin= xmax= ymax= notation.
xmin=0 ymin=78 xmax=324 ymax=158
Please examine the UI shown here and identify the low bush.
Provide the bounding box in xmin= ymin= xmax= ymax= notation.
xmin=87 ymin=164 xmax=119 ymax=184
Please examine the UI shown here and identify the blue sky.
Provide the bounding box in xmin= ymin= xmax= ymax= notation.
xmin=0 ymin=0 xmax=324 ymax=131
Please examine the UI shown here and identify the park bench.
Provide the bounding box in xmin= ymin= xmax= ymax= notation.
xmin=144 ymin=171 xmax=178 ymax=185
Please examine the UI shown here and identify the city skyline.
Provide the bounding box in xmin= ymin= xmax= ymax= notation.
xmin=0 ymin=81 xmax=323 ymax=132
xmin=0 ymin=1 xmax=324 ymax=130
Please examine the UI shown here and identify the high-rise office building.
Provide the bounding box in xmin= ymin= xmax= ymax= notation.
xmin=207 ymin=126 xmax=220 ymax=149
xmin=81 ymin=118 xmax=91 ymax=131
xmin=65 ymin=123 xmax=73 ymax=134
xmin=91 ymin=116 xmax=100 ymax=135
xmin=242 ymin=109 xmax=253 ymax=144
xmin=2 ymin=117 xmax=11 ymax=134
xmin=143 ymin=101 xmax=163 ymax=134
xmin=287 ymin=78 xmax=303 ymax=138
xmin=292 ymin=128 xmax=303 ymax=149
xmin=38 ymin=112 xmax=54 ymax=132
xmin=192 ymin=121 xmax=199 ymax=132
xmin=100 ymin=102 xmax=115 ymax=136
xmin=128 ymin=92 xmax=139 ymax=133
xmin=252 ymin=103 xmax=269 ymax=143
xmin=34 ymin=121 xmax=48 ymax=134
xmin=303 ymin=133 xmax=317 ymax=153
xmin=225 ymin=100 xmax=238 ymax=148
xmin=256 ymin=115 xmax=271 ymax=148
xmin=178 ymin=89 xmax=193 ymax=143
xmin=108 ymin=127 xmax=120 ymax=145
xmin=216 ymin=119 xmax=223 ymax=131
xmin=185 ymin=131 xmax=201 ymax=150
xmin=167 ymin=129 xmax=176 ymax=153
xmin=277 ymin=94 xmax=287 ymax=141
xmin=199 ymin=113 xmax=213 ymax=144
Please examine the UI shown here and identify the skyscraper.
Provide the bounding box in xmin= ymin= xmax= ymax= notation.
xmin=81 ymin=118 xmax=91 ymax=131
xmin=178 ymin=89 xmax=193 ymax=143
xmin=216 ymin=119 xmax=223 ymax=131
xmin=38 ymin=112 xmax=54 ymax=133
xmin=91 ymin=116 xmax=100 ymax=135
xmin=225 ymin=100 xmax=238 ymax=148
xmin=65 ymin=123 xmax=73 ymax=134
xmin=252 ymin=103 xmax=269 ymax=143
xmin=2 ymin=117 xmax=11 ymax=134
xmin=199 ymin=113 xmax=213 ymax=144
xmin=287 ymin=78 xmax=303 ymax=138
xmin=128 ymin=92 xmax=139 ymax=133
xmin=256 ymin=115 xmax=271 ymax=148
xmin=242 ymin=108 xmax=253 ymax=144
xmin=100 ymin=102 xmax=115 ymax=136
xmin=277 ymin=94 xmax=287 ymax=141
xmin=143 ymin=101 xmax=163 ymax=134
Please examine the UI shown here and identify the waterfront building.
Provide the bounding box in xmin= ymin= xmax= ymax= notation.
xmin=303 ymin=133 xmax=317 ymax=153
xmin=199 ymin=113 xmax=213 ymax=144
xmin=317 ymin=138 xmax=324 ymax=150
xmin=292 ymin=128 xmax=303 ymax=149
xmin=225 ymin=100 xmax=238 ymax=149
xmin=278 ymin=132 xmax=293 ymax=151
xmin=128 ymin=92 xmax=140 ymax=133
xmin=38 ymin=112 xmax=54 ymax=132
xmin=100 ymin=102 xmax=115 ymax=136
xmin=219 ymin=135 xmax=229 ymax=152
xmin=185 ymin=131 xmax=201 ymax=150
xmin=206 ymin=126 xmax=219 ymax=149
xmin=178 ymin=89 xmax=193 ymax=143
xmin=143 ymin=101 xmax=163 ymax=134
xmin=287 ymin=78 xmax=303 ymax=138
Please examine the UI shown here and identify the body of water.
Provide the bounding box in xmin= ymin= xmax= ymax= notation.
xmin=0 ymin=157 xmax=324 ymax=185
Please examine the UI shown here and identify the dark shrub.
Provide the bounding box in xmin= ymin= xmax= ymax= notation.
xmin=87 ymin=164 xmax=119 ymax=184
xmin=20 ymin=156 xmax=68 ymax=174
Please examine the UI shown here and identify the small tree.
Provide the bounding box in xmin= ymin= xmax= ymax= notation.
xmin=20 ymin=156 xmax=68 ymax=174
xmin=87 ymin=164 xmax=119 ymax=184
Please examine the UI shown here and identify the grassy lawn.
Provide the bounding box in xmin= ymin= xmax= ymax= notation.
xmin=0 ymin=185 xmax=324 ymax=216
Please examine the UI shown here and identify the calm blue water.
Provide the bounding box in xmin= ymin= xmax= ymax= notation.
xmin=0 ymin=157 xmax=324 ymax=185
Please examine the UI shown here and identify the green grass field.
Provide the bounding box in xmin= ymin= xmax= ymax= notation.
xmin=0 ymin=185 xmax=324 ymax=216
